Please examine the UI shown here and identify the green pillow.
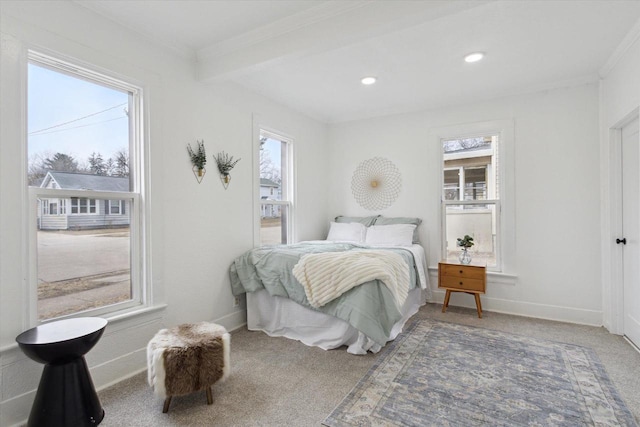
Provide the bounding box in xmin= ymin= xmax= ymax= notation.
xmin=373 ymin=217 xmax=422 ymax=243
xmin=334 ymin=215 xmax=379 ymax=227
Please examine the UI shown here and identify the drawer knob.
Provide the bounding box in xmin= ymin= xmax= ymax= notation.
xmin=459 ymin=281 xmax=463 ymax=286
xmin=459 ymin=270 xmax=463 ymax=274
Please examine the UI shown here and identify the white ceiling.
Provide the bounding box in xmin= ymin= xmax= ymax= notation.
xmin=76 ymin=0 xmax=640 ymax=123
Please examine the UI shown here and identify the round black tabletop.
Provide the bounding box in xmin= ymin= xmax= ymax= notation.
xmin=16 ymin=317 xmax=108 ymax=364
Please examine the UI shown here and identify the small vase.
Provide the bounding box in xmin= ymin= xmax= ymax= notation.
xmin=459 ymin=248 xmax=472 ymax=264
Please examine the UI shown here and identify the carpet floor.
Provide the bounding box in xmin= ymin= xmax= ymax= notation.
xmin=324 ymin=319 xmax=637 ymax=426
xmin=98 ymin=303 xmax=640 ymax=426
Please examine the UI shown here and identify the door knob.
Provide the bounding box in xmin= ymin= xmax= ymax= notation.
xmin=616 ymin=238 xmax=627 ymax=245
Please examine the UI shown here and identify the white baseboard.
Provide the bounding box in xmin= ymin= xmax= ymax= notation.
xmin=431 ymin=289 xmax=603 ymax=327
xmin=212 ymin=309 xmax=247 ymax=332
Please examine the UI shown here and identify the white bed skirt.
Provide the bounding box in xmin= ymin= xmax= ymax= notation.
xmin=247 ymin=287 xmax=426 ymax=355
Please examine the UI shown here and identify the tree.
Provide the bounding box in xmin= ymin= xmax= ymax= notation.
xmin=112 ymin=149 xmax=129 ymax=177
xmin=443 ymin=137 xmax=489 ymax=153
xmin=88 ymin=152 xmax=107 ymax=175
xmin=43 ymin=153 xmax=79 ymax=172
xmin=105 ymin=158 xmax=115 ymax=176
xmin=28 ymin=152 xmax=80 ymax=186
xmin=259 ymin=136 xmax=281 ymax=184
xmin=28 ymin=152 xmax=49 ymax=186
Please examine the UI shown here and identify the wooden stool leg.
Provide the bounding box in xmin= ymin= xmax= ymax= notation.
xmin=206 ymin=387 xmax=213 ymax=405
xmin=442 ymin=290 xmax=451 ymax=313
xmin=474 ymin=294 xmax=483 ymax=318
xmin=163 ymin=396 xmax=172 ymax=413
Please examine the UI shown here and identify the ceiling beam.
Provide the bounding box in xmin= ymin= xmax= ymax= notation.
xmin=196 ymin=0 xmax=492 ymax=82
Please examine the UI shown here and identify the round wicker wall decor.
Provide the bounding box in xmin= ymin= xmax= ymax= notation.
xmin=351 ymin=157 xmax=402 ymax=210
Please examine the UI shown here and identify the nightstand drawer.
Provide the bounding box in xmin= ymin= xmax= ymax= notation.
xmin=439 ymin=275 xmax=485 ymax=292
xmin=440 ymin=264 xmax=485 ymax=280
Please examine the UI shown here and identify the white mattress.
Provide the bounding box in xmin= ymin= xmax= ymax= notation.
xmin=247 ymin=286 xmax=426 ymax=355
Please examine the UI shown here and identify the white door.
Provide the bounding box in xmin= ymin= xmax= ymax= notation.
xmin=622 ymin=117 xmax=640 ymax=347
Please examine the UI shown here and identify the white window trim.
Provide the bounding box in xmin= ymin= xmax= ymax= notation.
xmin=431 ymin=119 xmax=516 ymax=276
xmin=253 ymin=124 xmax=295 ymax=247
xmin=69 ymin=197 xmax=99 ymax=215
xmin=26 ymin=50 xmax=149 ymax=324
xmin=108 ymin=199 xmax=124 ymax=215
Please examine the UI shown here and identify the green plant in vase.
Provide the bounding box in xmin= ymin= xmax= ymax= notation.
xmin=456 ymin=234 xmax=474 ymax=264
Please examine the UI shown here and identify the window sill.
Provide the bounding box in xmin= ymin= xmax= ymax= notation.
xmin=102 ymin=303 xmax=167 ymax=333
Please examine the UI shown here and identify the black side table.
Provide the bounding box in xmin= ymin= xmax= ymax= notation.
xmin=16 ymin=317 xmax=108 ymax=427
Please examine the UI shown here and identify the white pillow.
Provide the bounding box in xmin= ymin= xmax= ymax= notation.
xmin=326 ymin=222 xmax=366 ymax=243
xmin=365 ymin=224 xmax=416 ymax=247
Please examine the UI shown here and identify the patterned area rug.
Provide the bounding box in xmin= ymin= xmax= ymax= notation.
xmin=324 ymin=319 xmax=637 ymax=426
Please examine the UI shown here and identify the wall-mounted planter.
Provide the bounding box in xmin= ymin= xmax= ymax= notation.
xmin=213 ymin=151 xmax=240 ymax=190
xmin=193 ymin=166 xmax=206 ymax=183
xmin=187 ymin=140 xmax=207 ymax=184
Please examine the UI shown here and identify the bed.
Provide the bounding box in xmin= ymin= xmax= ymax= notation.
xmin=229 ymin=216 xmax=431 ymax=354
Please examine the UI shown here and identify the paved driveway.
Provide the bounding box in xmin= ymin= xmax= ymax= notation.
xmin=37 ymin=229 xmax=129 ymax=283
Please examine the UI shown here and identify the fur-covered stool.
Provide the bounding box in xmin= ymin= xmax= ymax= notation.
xmin=147 ymin=322 xmax=230 ymax=413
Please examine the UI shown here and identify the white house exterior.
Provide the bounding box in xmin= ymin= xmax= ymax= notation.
xmin=260 ymin=177 xmax=281 ymax=218
xmin=37 ymin=171 xmax=130 ymax=230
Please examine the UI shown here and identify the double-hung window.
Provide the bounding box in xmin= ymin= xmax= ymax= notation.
xmin=27 ymin=51 xmax=144 ymax=321
xmin=258 ymin=129 xmax=293 ymax=245
xmin=442 ymin=135 xmax=501 ymax=268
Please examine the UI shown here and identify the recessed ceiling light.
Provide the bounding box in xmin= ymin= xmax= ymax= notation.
xmin=464 ymin=52 xmax=485 ymax=63
xmin=361 ymin=76 xmax=377 ymax=85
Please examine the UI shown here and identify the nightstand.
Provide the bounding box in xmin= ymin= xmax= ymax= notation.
xmin=438 ymin=261 xmax=486 ymax=318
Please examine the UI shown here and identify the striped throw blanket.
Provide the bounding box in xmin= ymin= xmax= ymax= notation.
xmin=292 ymin=250 xmax=410 ymax=310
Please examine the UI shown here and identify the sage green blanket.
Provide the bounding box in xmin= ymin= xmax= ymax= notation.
xmin=230 ymin=242 xmax=419 ymax=346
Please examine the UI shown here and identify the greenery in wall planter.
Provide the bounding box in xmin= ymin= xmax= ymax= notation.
xmin=187 ymin=140 xmax=207 ymax=183
xmin=213 ymin=151 xmax=241 ymax=189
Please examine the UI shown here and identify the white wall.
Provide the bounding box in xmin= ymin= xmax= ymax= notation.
xmin=327 ymin=83 xmax=603 ymax=325
xmin=599 ymin=22 xmax=640 ymax=334
xmin=0 ymin=2 xmax=328 ymax=425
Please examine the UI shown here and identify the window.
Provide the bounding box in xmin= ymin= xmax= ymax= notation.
xmin=27 ymin=51 xmax=144 ymax=321
xmin=258 ymin=130 xmax=293 ymax=245
xmin=70 ymin=198 xmax=97 ymax=214
xmin=41 ymin=199 xmax=59 ymax=216
xmin=108 ymin=200 xmax=124 ymax=215
xmin=442 ymin=135 xmax=500 ymax=268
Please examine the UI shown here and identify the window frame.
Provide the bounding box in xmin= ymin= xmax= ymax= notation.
xmin=255 ymin=127 xmax=295 ymax=247
xmin=69 ymin=197 xmax=99 ymax=215
xmin=108 ymin=199 xmax=124 ymax=215
xmin=26 ymin=50 xmax=147 ymax=322
xmin=434 ymin=120 xmax=515 ymax=275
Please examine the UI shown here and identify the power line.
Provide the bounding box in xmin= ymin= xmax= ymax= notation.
xmin=28 ymin=116 xmax=126 ymax=137
xmin=28 ymin=102 xmax=127 ymax=135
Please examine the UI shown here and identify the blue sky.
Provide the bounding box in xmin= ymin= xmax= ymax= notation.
xmin=28 ymin=63 xmax=129 ymax=167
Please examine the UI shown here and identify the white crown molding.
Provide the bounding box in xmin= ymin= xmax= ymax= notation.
xmin=600 ymin=17 xmax=640 ymax=78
